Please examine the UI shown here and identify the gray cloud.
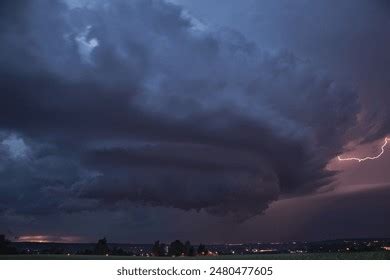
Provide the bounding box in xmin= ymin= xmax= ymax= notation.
xmin=0 ymin=0 xmax=360 ymax=224
xmin=176 ymin=0 xmax=390 ymax=142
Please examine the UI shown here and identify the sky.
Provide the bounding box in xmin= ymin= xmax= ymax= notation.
xmin=0 ymin=0 xmax=389 ymax=244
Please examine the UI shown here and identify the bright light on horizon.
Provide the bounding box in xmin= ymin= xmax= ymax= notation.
xmin=16 ymin=235 xmax=81 ymax=243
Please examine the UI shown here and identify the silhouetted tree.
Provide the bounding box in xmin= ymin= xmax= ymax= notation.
xmin=197 ymin=244 xmax=208 ymax=255
xmin=184 ymin=241 xmax=195 ymax=256
xmin=168 ymin=240 xmax=184 ymax=256
xmin=152 ymin=241 xmax=166 ymax=256
xmin=94 ymin=237 xmax=109 ymax=255
xmin=0 ymin=234 xmax=17 ymax=255
xmin=111 ymin=247 xmax=129 ymax=256
xmin=189 ymin=246 xmax=196 ymax=256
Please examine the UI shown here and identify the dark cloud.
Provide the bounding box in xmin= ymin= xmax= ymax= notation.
xmin=177 ymin=0 xmax=390 ymax=142
xmin=0 ymin=0 xmax=362 ymax=229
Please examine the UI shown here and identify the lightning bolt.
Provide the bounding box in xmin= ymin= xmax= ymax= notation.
xmin=338 ymin=137 xmax=390 ymax=163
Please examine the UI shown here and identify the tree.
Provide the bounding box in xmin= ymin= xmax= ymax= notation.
xmin=94 ymin=237 xmax=109 ymax=255
xmin=152 ymin=241 xmax=166 ymax=256
xmin=189 ymin=246 xmax=195 ymax=256
xmin=184 ymin=241 xmax=195 ymax=256
xmin=168 ymin=240 xmax=184 ymax=257
xmin=0 ymin=234 xmax=17 ymax=255
xmin=111 ymin=247 xmax=128 ymax=256
xmin=197 ymin=243 xmax=208 ymax=255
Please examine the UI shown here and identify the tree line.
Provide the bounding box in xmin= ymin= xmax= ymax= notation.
xmin=0 ymin=234 xmax=210 ymax=257
xmin=152 ymin=240 xmax=208 ymax=257
xmin=93 ymin=238 xmax=209 ymax=257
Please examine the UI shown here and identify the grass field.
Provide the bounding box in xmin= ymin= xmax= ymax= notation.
xmin=1 ymin=251 xmax=390 ymax=260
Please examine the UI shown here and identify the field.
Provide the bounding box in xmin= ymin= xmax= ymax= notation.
xmin=1 ymin=251 xmax=390 ymax=260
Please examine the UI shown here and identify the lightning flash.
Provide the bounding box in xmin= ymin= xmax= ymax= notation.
xmin=338 ymin=137 xmax=390 ymax=163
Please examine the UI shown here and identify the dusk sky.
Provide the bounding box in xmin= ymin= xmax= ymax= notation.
xmin=1 ymin=0 xmax=390 ymax=244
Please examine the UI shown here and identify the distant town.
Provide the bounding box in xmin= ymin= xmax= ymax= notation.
xmin=1 ymin=234 xmax=389 ymax=258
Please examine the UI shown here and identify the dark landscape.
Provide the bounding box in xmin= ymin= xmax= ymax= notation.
xmin=1 ymin=235 xmax=390 ymax=260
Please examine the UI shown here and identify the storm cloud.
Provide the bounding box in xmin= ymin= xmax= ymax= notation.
xmin=0 ymin=0 xmax=363 ymax=225
xmin=176 ymin=0 xmax=390 ymax=142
